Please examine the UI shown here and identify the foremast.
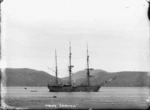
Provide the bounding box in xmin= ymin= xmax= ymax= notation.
xmin=55 ymin=49 xmax=58 ymax=85
xmin=68 ymin=42 xmax=74 ymax=86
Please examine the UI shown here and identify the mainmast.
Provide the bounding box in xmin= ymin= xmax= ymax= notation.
xmin=68 ymin=42 xmax=74 ymax=86
xmin=86 ymin=44 xmax=93 ymax=86
xmin=55 ymin=49 xmax=58 ymax=85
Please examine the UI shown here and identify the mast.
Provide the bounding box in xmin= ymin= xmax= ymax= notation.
xmin=86 ymin=44 xmax=90 ymax=86
xmin=68 ymin=42 xmax=74 ymax=86
xmin=86 ymin=44 xmax=93 ymax=86
xmin=55 ymin=49 xmax=58 ymax=85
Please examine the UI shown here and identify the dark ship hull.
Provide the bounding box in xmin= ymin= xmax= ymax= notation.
xmin=47 ymin=84 xmax=101 ymax=92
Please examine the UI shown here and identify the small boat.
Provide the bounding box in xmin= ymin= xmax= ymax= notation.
xmin=24 ymin=87 xmax=27 ymax=89
xmin=30 ymin=90 xmax=38 ymax=92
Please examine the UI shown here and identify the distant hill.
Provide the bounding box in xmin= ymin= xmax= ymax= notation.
xmin=105 ymin=71 xmax=149 ymax=87
xmin=3 ymin=68 xmax=64 ymax=87
xmin=63 ymin=69 xmax=109 ymax=85
xmin=62 ymin=69 xmax=149 ymax=87
xmin=1 ymin=68 xmax=149 ymax=87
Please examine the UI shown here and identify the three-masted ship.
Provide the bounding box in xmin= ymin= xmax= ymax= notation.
xmin=47 ymin=44 xmax=101 ymax=92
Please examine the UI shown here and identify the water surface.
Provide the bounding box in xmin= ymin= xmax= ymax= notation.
xmin=2 ymin=87 xmax=150 ymax=109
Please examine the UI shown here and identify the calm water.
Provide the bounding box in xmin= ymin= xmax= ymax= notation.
xmin=2 ymin=87 xmax=150 ymax=109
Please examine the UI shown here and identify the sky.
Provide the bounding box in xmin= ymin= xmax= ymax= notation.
xmin=1 ymin=0 xmax=150 ymax=77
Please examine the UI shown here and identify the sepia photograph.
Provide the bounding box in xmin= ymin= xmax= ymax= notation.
xmin=1 ymin=0 xmax=150 ymax=109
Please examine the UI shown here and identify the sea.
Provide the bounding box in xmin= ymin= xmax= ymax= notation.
xmin=1 ymin=87 xmax=150 ymax=109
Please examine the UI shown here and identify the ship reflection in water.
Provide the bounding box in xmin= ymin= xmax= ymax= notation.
xmin=47 ymin=43 xmax=116 ymax=92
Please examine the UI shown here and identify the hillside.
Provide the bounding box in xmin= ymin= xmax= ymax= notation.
xmin=105 ymin=71 xmax=149 ymax=87
xmin=3 ymin=68 xmax=64 ymax=86
xmin=63 ymin=69 xmax=110 ymax=85
xmin=62 ymin=69 xmax=149 ymax=87
xmin=1 ymin=68 xmax=149 ymax=87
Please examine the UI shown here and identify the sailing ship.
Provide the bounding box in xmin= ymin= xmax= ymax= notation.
xmin=47 ymin=43 xmax=115 ymax=92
